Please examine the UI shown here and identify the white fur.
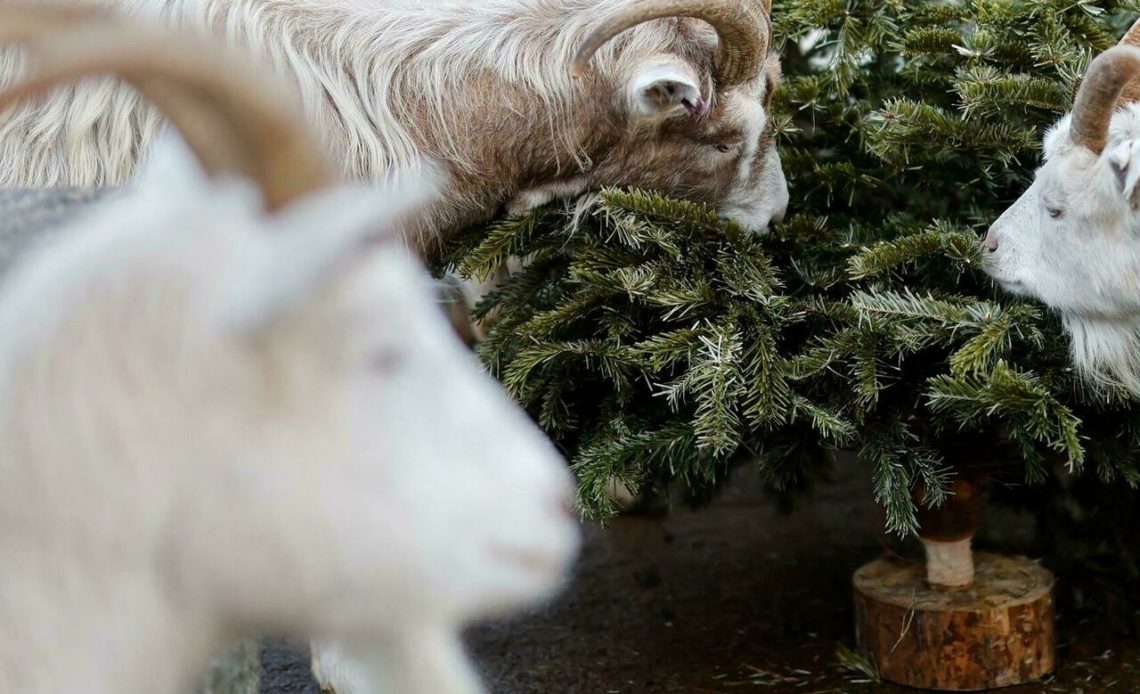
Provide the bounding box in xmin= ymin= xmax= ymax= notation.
xmin=0 ymin=136 xmax=579 ymax=693
xmin=984 ymin=101 xmax=1140 ymax=393
xmin=719 ymin=89 xmax=788 ymax=229
xmin=0 ymin=0 xmax=788 ymax=235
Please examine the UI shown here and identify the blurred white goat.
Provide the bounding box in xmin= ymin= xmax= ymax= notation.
xmin=983 ymin=19 xmax=1140 ymax=394
xmin=0 ymin=0 xmax=788 ymax=245
xmin=0 ymin=10 xmax=578 ymax=693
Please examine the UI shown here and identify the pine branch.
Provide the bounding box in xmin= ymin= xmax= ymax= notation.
xmin=443 ymin=0 xmax=1140 ymax=526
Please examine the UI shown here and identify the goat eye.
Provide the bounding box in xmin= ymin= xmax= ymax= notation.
xmin=715 ymin=143 xmax=736 ymax=153
xmin=1046 ymin=206 xmax=1064 ymax=219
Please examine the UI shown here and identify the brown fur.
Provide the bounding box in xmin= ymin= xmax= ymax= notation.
xmin=396 ymin=36 xmax=782 ymax=253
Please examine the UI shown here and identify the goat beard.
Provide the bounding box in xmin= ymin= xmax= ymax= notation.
xmin=1064 ymin=314 xmax=1140 ymax=395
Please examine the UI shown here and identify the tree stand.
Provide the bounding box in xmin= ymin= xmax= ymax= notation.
xmin=852 ymin=477 xmax=1055 ymax=690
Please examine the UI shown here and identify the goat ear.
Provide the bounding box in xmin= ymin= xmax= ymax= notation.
xmin=217 ymin=171 xmax=441 ymax=335
xmin=628 ymin=59 xmax=705 ymax=117
xmin=1106 ymin=138 xmax=1140 ymax=206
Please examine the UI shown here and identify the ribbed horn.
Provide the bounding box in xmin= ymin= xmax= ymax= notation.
xmin=0 ymin=3 xmax=106 ymax=35
xmin=1116 ymin=18 xmax=1140 ymax=105
xmin=571 ymin=0 xmax=769 ymax=89
xmin=1070 ymin=45 xmax=1140 ymax=154
xmin=0 ymin=12 xmax=336 ymax=210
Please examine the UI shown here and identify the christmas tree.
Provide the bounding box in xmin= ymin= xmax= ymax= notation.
xmin=439 ymin=0 xmax=1140 ymax=531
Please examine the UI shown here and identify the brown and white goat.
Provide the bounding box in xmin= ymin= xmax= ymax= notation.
xmin=0 ymin=0 xmax=788 ymax=247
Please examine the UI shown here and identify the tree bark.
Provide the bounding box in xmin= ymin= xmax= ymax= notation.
xmin=853 ymin=553 xmax=1055 ymax=690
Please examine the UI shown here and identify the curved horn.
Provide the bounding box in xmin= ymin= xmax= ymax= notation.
xmin=0 ymin=14 xmax=336 ymax=210
xmin=1070 ymin=45 xmax=1140 ymax=154
xmin=0 ymin=4 xmax=107 ymax=34
xmin=1 ymin=45 xmax=252 ymax=185
xmin=1117 ymin=18 xmax=1140 ymax=105
xmin=571 ymin=0 xmax=769 ymax=89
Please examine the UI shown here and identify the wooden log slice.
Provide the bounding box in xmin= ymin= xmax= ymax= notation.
xmin=853 ymin=553 xmax=1055 ymax=691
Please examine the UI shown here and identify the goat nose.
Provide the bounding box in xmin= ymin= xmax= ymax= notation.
xmin=983 ymin=233 xmax=999 ymax=253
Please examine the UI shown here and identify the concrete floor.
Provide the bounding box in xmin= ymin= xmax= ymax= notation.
xmin=260 ymin=460 xmax=1140 ymax=693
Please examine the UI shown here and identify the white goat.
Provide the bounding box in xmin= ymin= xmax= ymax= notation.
xmin=0 ymin=13 xmax=579 ymax=694
xmin=0 ymin=0 xmax=789 ymax=246
xmin=983 ymin=19 xmax=1140 ymax=394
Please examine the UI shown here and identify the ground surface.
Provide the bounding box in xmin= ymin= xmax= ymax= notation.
xmin=261 ymin=461 xmax=1139 ymax=694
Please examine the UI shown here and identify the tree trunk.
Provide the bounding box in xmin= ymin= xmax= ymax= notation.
xmin=853 ymin=553 xmax=1054 ymax=690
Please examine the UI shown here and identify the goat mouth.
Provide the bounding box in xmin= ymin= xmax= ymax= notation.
xmin=1061 ymin=307 xmax=1140 ymax=324
xmin=984 ymin=271 xmax=1027 ymax=295
xmin=485 ymin=544 xmax=569 ymax=577
xmin=682 ymin=97 xmax=710 ymax=118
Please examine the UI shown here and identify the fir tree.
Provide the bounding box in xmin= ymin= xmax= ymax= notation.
xmin=438 ymin=191 xmax=849 ymax=519
xmin=440 ymin=0 xmax=1140 ymax=529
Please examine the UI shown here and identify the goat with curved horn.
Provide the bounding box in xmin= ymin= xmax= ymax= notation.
xmin=572 ymin=0 xmax=770 ymax=87
xmin=1 ymin=0 xmax=791 ymax=240
xmin=982 ymin=15 xmax=1140 ymax=395
xmin=0 ymin=6 xmax=578 ymax=694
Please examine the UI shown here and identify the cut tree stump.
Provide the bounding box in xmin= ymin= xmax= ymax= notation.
xmin=853 ymin=552 xmax=1055 ymax=690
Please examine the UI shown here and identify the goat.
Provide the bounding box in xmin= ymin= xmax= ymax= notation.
xmin=0 ymin=10 xmax=579 ymax=694
xmin=0 ymin=0 xmax=789 ymax=250
xmin=983 ymin=19 xmax=1140 ymax=394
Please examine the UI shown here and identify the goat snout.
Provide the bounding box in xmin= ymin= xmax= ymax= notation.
xmin=982 ymin=231 xmax=999 ymax=253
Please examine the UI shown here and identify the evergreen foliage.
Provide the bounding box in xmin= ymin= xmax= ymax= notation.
xmin=439 ymin=191 xmax=849 ymax=519
xmin=440 ymin=0 xmax=1140 ymax=530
